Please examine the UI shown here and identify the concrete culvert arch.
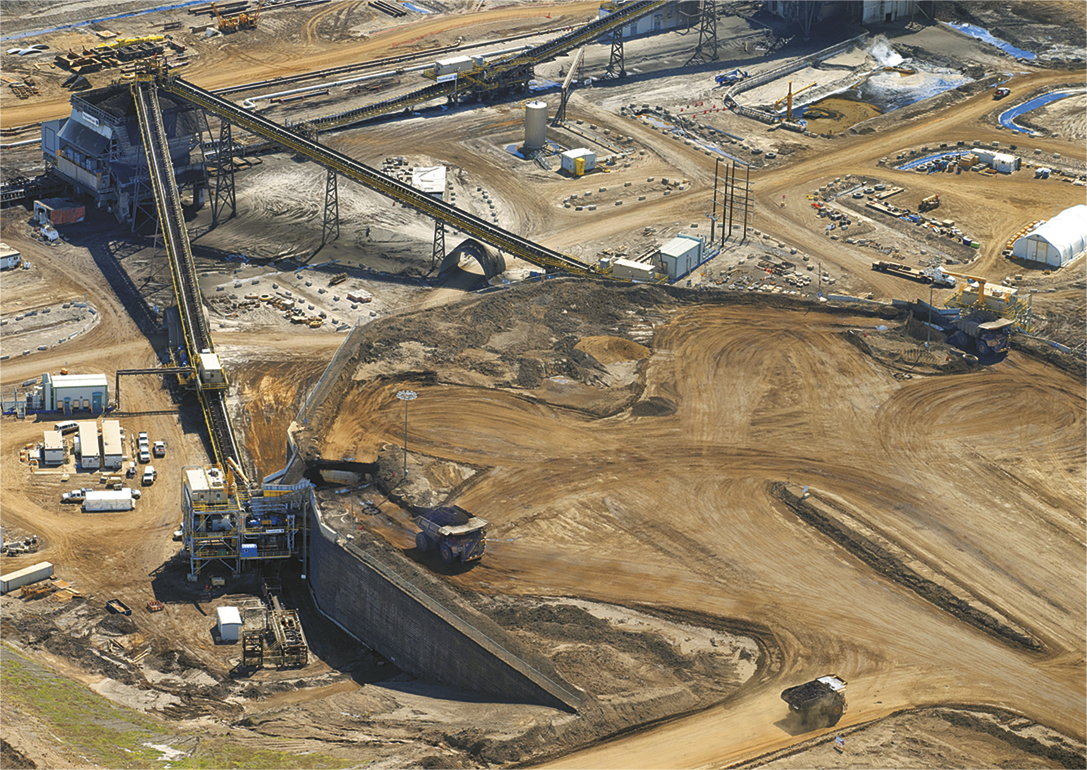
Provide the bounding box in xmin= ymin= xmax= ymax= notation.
xmin=438 ymin=239 xmax=506 ymax=284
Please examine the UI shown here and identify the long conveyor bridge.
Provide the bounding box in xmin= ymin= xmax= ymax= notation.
xmin=131 ymin=77 xmax=242 ymax=469
xmin=161 ymin=73 xmax=595 ymax=275
xmin=304 ymin=0 xmax=668 ymax=130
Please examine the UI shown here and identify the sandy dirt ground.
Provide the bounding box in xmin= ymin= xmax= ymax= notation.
xmin=305 ymin=284 xmax=1084 ymax=769
xmin=1 ymin=1 xmax=1085 ymax=768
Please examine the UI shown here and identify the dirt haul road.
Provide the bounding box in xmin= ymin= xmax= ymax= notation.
xmin=321 ymin=301 xmax=1085 ymax=768
xmin=536 ymin=68 xmax=1085 ymax=302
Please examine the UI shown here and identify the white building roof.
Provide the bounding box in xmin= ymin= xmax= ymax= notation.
xmin=101 ymin=420 xmax=122 ymax=456
xmin=1017 ymin=204 xmax=1087 ymax=263
xmin=560 ymin=148 xmax=595 ymax=159
xmin=411 ymin=165 xmax=446 ymax=195
xmin=217 ymin=606 xmax=242 ymax=626
xmin=43 ymin=431 xmax=64 ymax=450
xmin=661 ymin=235 xmax=701 ymax=258
xmin=77 ymin=421 xmax=99 ymax=455
xmin=0 ymin=242 xmax=18 ymax=259
xmin=612 ymin=257 xmax=655 ymax=273
xmin=52 ymin=373 xmax=108 ymax=389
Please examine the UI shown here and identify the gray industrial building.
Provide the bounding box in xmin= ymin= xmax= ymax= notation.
xmin=29 ymin=372 xmax=110 ymax=413
xmin=41 ymin=85 xmax=206 ymax=226
xmin=598 ymin=1 xmax=700 ymax=38
xmin=764 ymin=1 xmax=936 ymax=35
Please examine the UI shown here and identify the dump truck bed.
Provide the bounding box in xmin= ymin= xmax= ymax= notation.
xmin=781 ymin=675 xmax=846 ymax=707
xmin=436 ymin=517 xmax=488 ymax=537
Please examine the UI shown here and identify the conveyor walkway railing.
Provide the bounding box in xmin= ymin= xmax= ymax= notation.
xmin=131 ymin=77 xmax=242 ymax=469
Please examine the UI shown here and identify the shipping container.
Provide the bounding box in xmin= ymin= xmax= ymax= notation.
xmin=433 ymin=55 xmax=473 ymax=77
xmin=83 ymin=489 xmax=135 ymax=512
xmin=217 ymin=606 xmax=243 ymax=641
xmin=0 ymin=561 xmax=53 ymax=594
xmin=101 ymin=419 xmax=123 ymax=469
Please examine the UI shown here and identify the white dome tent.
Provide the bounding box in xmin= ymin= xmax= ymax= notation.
xmin=1012 ymin=204 xmax=1087 ymax=267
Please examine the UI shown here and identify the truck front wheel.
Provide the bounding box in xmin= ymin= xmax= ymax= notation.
xmin=415 ymin=532 xmax=432 ymax=552
xmin=439 ymin=543 xmax=454 ymax=564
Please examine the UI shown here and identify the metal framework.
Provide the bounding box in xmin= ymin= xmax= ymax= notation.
xmin=212 ymin=119 xmax=236 ymax=225
xmin=688 ymin=0 xmax=719 ymax=65
xmin=605 ymin=28 xmax=626 ymax=78
xmin=431 ymin=219 xmax=445 ymax=272
xmin=322 ymin=168 xmax=339 ymax=244
xmin=553 ymin=47 xmax=585 ymax=125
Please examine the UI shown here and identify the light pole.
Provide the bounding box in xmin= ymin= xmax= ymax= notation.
xmin=712 ymin=156 xmax=722 ymax=241
xmin=927 ymin=282 xmax=933 ymax=348
xmin=396 ymin=389 xmax=417 ymax=480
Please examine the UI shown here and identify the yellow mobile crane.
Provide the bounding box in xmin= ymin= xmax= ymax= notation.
xmin=774 ymin=81 xmax=816 ymax=121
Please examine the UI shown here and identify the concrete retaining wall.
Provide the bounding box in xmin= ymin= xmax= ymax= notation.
xmin=307 ymin=505 xmax=582 ymax=711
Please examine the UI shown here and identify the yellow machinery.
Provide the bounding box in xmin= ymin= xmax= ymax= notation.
xmin=919 ymin=194 xmax=940 ymax=212
xmin=774 ymin=81 xmax=816 ymax=121
xmin=941 ymin=269 xmax=1023 ymax=315
xmin=94 ymin=34 xmax=165 ymax=50
xmin=212 ymin=1 xmax=262 ymax=33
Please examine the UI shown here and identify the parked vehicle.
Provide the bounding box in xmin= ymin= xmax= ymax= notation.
xmin=415 ymin=505 xmax=487 ymax=565
xmin=138 ymin=448 xmax=151 ymax=464
xmin=152 ymin=440 xmax=166 ymax=458
xmin=54 ymin=420 xmax=79 ymax=435
xmin=61 ymin=487 xmax=93 ymax=504
xmin=142 ymin=465 xmax=157 ymax=485
xmin=994 ymin=87 xmax=1011 ymax=99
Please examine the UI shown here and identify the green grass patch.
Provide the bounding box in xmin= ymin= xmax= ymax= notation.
xmin=1 ymin=644 xmax=352 ymax=769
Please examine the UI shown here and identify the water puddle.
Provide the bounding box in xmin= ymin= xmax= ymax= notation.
xmin=942 ymin=22 xmax=1036 ymax=60
xmin=999 ymin=90 xmax=1087 ymax=135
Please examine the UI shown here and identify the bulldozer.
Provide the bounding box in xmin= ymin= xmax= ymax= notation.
xmin=781 ymin=675 xmax=847 ymax=728
xmin=918 ymin=194 xmax=940 ymax=212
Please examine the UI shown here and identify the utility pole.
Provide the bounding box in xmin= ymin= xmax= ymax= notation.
xmin=927 ymin=283 xmax=933 ymax=347
xmin=710 ymin=156 xmax=722 ymax=244
xmin=396 ymin=390 xmax=417 ymax=480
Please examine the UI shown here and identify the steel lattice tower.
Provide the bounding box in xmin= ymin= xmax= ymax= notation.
xmin=688 ymin=0 xmax=719 ymax=65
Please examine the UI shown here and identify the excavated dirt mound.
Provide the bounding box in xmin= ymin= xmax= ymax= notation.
xmin=574 ymin=335 xmax=651 ymax=365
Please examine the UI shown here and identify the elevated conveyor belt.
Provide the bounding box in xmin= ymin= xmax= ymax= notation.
xmin=484 ymin=1 xmax=668 ymax=76
xmin=131 ymin=79 xmax=242 ymax=469
xmin=305 ymin=0 xmax=668 ymax=130
xmin=161 ymin=75 xmax=594 ymax=275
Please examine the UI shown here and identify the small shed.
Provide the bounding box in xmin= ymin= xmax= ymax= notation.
xmin=100 ymin=419 xmax=122 ymax=469
xmin=217 ymin=606 xmax=243 ymax=641
xmin=659 ymin=234 xmax=704 ymax=281
xmin=42 ymin=430 xmax=64 ymax=465
xmin=33 ymin=198 xmax=85 ymax=226
xmin=0 ymin=242 xmax=22 ymax=270
xmin=560 ymin=148 xmax=596 ymax=175
xmin=77 ymin=421 xmax=100 ymax=469
xmin=611 ymin=257 xmax=656 ymax=282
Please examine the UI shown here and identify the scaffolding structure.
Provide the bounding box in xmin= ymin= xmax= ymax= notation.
xmin=182 ymin=466 xmax=310 ymax=578
xmin=239 ymin=589 xmax=309 ymax=669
